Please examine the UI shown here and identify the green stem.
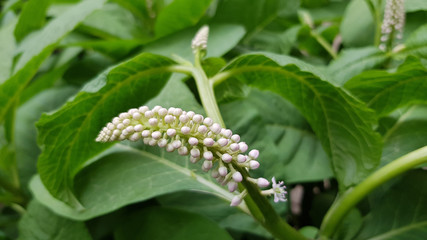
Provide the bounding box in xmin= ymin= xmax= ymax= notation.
xmin=192 ymin=51 xmax=225 ymax=127
xmin=310 ymin=30 xmax=337 ymax=59
xmin=319 ymin=146 xmax=427 ymax=239
xmin=190 ymin=49 xmax=306 ymax=240
xmin=365 ymin=0 xmax=383 ymax=46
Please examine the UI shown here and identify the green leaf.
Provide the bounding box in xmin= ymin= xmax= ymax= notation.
xmin=158 ymin=191 xmax=271 ymax=237
xmin=355 ymin=170 xmax=427 ymax=240
xmin=345 ymin=57 xmax=427 ymax=117
xmin=340 ymin=0 xmax=374 ymax=47
xmin=0 ymin=0 xmax=106 ymax=123
xmin=30 ymin=145 xmax=237 ymax=220
xmin=328 ymin=47 xmax=387 ymax=85
xmin=219 ymin=53 xmax=382 ymax=189
xmin=0 ymin=17 xmax=17 ymax=83
xmin=114 ymin=207 xmax=233 ymax=240
xmin=18 ymin=200 xmax=91 ymax=240
xmin=381 ymin=105 xmax=427 ymax=166
xmin=80 ymin=3 xmax=143 ymax=40
xmin=154 ymin=0 xmax=212 ymax=38
xmin=14 ymin=0 xmax=51 ymax=42
xmin=405 ymin=0 xmax=427 ymax=12
xmin=145 ymin=24 xmax=246 ymax=61
xmin=16 ymin=86 xmax=77 ymax=191
xmin=220 ymin=89 xmax=333 ymax=183
xmin=399 ymin=23 xmax=427 ymax=59
xmin=36 ymin=53 xmax=174 ymax=206
xmin=32 ymin=77 xmax=241 ymax=220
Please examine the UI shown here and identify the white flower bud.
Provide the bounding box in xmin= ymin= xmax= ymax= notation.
xmin=218 ymin=166 xmax=228 ymax=176
xmin=203 ymin=117 xmax=213 ymax=126
xmin=222 ymin=153 xmax=232 ymax=163
xmin=178 ymin=146 xmax=188 ymax=156
xmin=181 ymin=126 xmax=191 ymax=135
xmin=232 ymin=172 xmax=243 ymax=182
xmin=230 ymin=195 xmax=242 ymax=206
xmin=237 ymin=154 xmax=246 ymax=163
xmin=249 ymin=149 xmax=259 ymax=159
xmin=249 ymin=160 xmax=260 ymax=169
xmin=228 ymin=181 xmax=238 ymax=192
xmin=166 ymin=128 xmax=176 ymax=137
xmin=203 ymin=151 xmax=213 ymax=161
xmin=257 ymin=178 xmax=270 ymax=188
xmin=190 ymin=148 xmax=200 ymax=158
xmin=203 ymin=138 xmax=215 ymax=147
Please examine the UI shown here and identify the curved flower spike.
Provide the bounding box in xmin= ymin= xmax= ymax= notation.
xmin=96 ymin=105 xmax=286 ymax=206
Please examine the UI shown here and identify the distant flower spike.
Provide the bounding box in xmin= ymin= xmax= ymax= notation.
xmin=191 ymin=25 xmax=209 ymax=54
xmin=379 ymin=0 xmax=405 ymax=51
xmin=96 ymin=105 xmax=287 ymax=206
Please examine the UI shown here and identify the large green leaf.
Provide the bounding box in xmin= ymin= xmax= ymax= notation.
xmin=154 ymin=0 xmax=212 ymax=38
xmin=328 ymin=47 xmax=387 ymax=85
xmin=354 ymin=170 xmax=427 ymax=240
xmin=220 ymin=89 xmax=333 ymax=183
xmin=145 ymin=24 xmax=246 ymax=61
xmin=32 ymin=76 xmax=241 ymax=220
xmin=30 ymin=145 xmax=238 ymax=220
xmin=405 ymin=0 xmax=427 ymax=12
xmin=345 ymin=57 xmax=427 ymax=117
xmin=381 ymin=105 xmax=427 ymax=166
xmin=158 ymin=191 xmax=271 ymax=237
xmin=16 ymin=86 xmax=77 ymax=191
xmin=0 ymin=17 xmax=16 ymax=83
xmin=36 ymin=53 xmax=174 ymax=206
xmin=18 ymin=200 xmax=91 ymax=240
xmin=80 ymin=3 xmax=143 ymax=40
xmin=114 ymin=207 xmax=233 ymax=240
xmin=218 ymin=54 xmax=382 ymax=189
xmin=14 ymin=0 xmax=51 ymax=42
xmin=340 ymin=0 xmax=374 ymax=47
xmin=0 ymin=0 xmax=106 ymax=123
xmin=399 ymin=24 xmax=427 ymax=59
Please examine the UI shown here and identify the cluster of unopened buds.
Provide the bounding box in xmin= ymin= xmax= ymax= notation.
xmin=379 ymin=0 xmax=405 ymax=51
xmin=96 ymin=105 xmax=287 ymax=206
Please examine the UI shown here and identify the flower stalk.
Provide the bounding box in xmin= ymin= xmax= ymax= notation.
xmin=319 ymin=145 xmax=427 ymax=239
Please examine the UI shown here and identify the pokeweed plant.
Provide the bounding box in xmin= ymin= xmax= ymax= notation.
xmin=1 ymin=0 xmax=427 ymax=239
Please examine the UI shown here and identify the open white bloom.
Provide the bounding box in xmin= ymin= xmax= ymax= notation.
xmin=272 ymin=177 xmax=287 ymax=202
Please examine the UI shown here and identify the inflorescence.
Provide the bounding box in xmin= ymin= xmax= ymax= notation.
xmin=96 ymin=105 xmax=287 ymax=206
xmin=379 ymin=0 xmax=405 ymax=51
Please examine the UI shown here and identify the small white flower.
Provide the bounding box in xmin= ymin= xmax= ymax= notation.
xmin=272 ymin=177 xmax=287 ymax=203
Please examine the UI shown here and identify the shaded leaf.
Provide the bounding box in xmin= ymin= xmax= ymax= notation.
xmin=220 ymin=89 xmax=333 ymax=183
xmin=328 ymin=47 xmax=387 ymax=85
xmin=145 ymin=24 xmax=245 ymax=61
xmin=355 ymin=170 xmax=427 ymax=240
xmin=14 ymin=0 xmax=51 ymax=42
xmin=381 ymin=105 xmax=427 ymax=166
xmin=36 ymin=53 xmax=174 ymax=205
xmin=155 ymin=0 xmax=212 ymax=38
xmin=18 ymin=200 xmax=91 ymax=240
xmin=16 ymin=86 xmax=77 ymax=191
xmin=0 ymin=0 xmax=106 ymax=123
xmin=0 ymin=17 xmax=17 ymax=83
xmin=340 ymin=0 xmax=374 ymax=47
xmin=219 ymin=53 xmax=382 ymax=189
xmin=31 ymin=145 xmax=236 ymax=220
xmin=345 ymin=57 xmax=427 ymax=117
xmin=399 ymin=23 xmax=427 ymax=59
xmin=114 ymin=207 xmax=233 ymax=240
